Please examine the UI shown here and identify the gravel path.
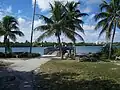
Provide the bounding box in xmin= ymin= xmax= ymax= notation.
xmin=0 ymin=57 xmax=51 ymax=90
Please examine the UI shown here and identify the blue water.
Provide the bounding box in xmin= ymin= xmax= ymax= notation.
xmin=76 ymin=46 xmax=102 ymax=54
xmin=0 ymin=46 xmax=102 ymax=55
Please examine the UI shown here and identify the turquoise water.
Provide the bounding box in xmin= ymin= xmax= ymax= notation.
xmin=0 ymin=46 xmax=102 ymax=55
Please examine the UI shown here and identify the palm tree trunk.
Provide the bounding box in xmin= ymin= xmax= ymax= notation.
xmin=73 ymin=41 xmax=76 ymax=60
xmin=108 ymin=22 xmax=116 ymax=59
xmin=4 ymin=36 xmax=7 ymax=54
xmin=57 ymin=35 xmax=63 ymax=59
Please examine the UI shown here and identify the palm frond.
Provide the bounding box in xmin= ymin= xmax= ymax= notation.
xmin=36 ymin=29 xmax=55 ymax=42
xmin=98 ymin=23 xmax=109 ymax=38
xmin=74 ymin=24 xmax=84 ymax=34
xmin=10 ymin=23 xmax=19 ymax=30
xmin=94 ymin=12 xmax=110 ymax=21
xmin=75 ymin=18 xmax=84 ymax=23
xmin=76 ymin=13 xmax=88 ymax=17
xmin=100 ymin=0 xmax=110 ymax=11
xmin=65 ymin=28 xmax=84 ymax=42
xmin=8 ymin=33 xmax=17 ymax=41
xmin=49 ymin=3 xmax=54 ymax=11
xmin=64 ymin=30 xmax=76 ymax=42
xmin=34 ymin=25 xmax=51 ymax=31
xmin=95 ymin=18 xmax=108 ymax=30
xmin=40 ymin=15 xmax=53 ymax=24
xmin=11 ymin=31 xmax=24 ymax=36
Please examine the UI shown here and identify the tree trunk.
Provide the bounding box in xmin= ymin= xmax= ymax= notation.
xmin=4 ymin=35 xmax=7 ymax=54
xmin=108 ymin=22 xmax=116 ymax=59
xmin=73 ymin=41 xmax=76 ymax=60
xmin=57 ymin=35 xmax=63 ymax=59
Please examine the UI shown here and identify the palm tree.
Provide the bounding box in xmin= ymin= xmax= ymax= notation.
xmin=1 ymin=16 xmax=24 ymax=53
xmin=65 ymin=1 xmax=88 ymax=56
xmin=94 ymin=0 xmax=120 ymax=59
xmin=35 ymin=1 xmax=84 ymax=59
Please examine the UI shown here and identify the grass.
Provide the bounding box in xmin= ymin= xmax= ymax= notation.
xmin=35 ymin=60 xmax=120 ymax=90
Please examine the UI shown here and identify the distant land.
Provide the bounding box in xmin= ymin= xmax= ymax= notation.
xmin=0 ymin=40 xmax=120 ymax=47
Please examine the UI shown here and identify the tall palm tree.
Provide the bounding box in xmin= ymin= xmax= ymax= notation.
xmin=94 ymin=0 xmax=120 ymax=59
xmin=1 ymin=16 xmax=24 ymax=53
xmin=35 ymin=1 xmax=84 ymax=59
xmin=65 ymin=1 xmax=88 ymax=56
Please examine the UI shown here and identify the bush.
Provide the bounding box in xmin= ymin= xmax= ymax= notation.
xmin=114 ymin=49 xmax=120 ymax=56
xmin=18 ymin=52 xmax=41 ymax=58
xmin=100 ymin=44 xmax=117 ymax=59
xmin=0 ymin=52 xmax=41 ymax=58
xmin=78 ymin=53 xmax=100 ymax=62
xmin=0 ymin=52 xmax=5 ymax=58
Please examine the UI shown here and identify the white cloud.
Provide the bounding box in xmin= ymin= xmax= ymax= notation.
xmin=34 ymin=19 xmax=43 ymax=27
xmin=84 ymin=14 xmax=96 ymax=25
xmin=18 ymin=10 xmax=22 ymax=14
xmin=32 ymin=0 xmax=79 ymax=11
xmin=17 ymin=17 xmax=31 ymax=42
xmin=83 ymin=24 xmax=95 ymax=30
xmin=89 ymin=14 xmax=95 ymax=19
xmin=17 ymin=17 xmax=45 ymax=42
xmin=18 ymin=17 xmax=26 ymax=25
xmin=0 ymin=5 xmax=13 ymax=20
xmin=0 ymin=12 xmax=4 ymax=20
xmin=82 ymin=7 xmax=91 ymax=13
xmin=6 ymin=6 xmax=12 ymax=13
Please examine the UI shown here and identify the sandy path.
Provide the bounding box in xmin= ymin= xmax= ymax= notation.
xmin=10 ymin=58 xmax=50 ymax=72
xmin=0 ymin=57 xmax=51 ymax=90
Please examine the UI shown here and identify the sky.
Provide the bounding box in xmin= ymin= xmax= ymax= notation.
xmin=0 ymin=0 xmax=119 ymax=43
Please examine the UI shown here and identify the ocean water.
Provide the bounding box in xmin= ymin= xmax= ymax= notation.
xmin=76 ymin=46 xmax=102 ymax=54
xmin=0 ymin=46 xmax=102 ymax=55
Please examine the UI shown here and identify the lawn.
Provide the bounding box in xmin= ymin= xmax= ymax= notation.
xmin=35 ymin=60 xmax=120 ymax=90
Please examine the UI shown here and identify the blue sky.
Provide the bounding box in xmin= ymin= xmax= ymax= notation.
xmin=0 ymin=0 xmax=119 ymax=43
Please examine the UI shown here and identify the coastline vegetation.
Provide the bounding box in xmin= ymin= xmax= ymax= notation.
xmin=0 ymin=41 xmax=120 ymax=47
xmin=0 ymin=41 xmax=104 ymax=47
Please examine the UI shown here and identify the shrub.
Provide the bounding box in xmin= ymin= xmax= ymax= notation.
xmin=0 ymin=52 xmax=41 ymax=58
xmin=100 ymin=44 xmax=117 ymax=59
xmin=78 ymin=53 xmax=100 ymax=62
xmin=114 ymin=49 xmax=120 ymax=56
xmin=0 ymin=52 xmax=5 ymax=58
xmin=18 ymin=52 xmax=40 ymax=58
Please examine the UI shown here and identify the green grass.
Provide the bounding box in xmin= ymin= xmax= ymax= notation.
xmin=35 ymin=60 xmax=120 ymax=90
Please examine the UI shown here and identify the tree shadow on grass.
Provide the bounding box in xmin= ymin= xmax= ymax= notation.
xmin=0 ymin=67 xmax=34 ymax=90
xmin=35 ymin=72 xmax=120 ymax=90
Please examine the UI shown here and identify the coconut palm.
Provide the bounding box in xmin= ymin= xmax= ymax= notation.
xmin=1 ymin=16 xmax=24 ymax=53
xmin=94 ymin=0 xmax=120 ymax=59
xmin=35 ymin=1 xmax=84 ymax=59
xmin=65 ymin=1 xmax=88 ymax=55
